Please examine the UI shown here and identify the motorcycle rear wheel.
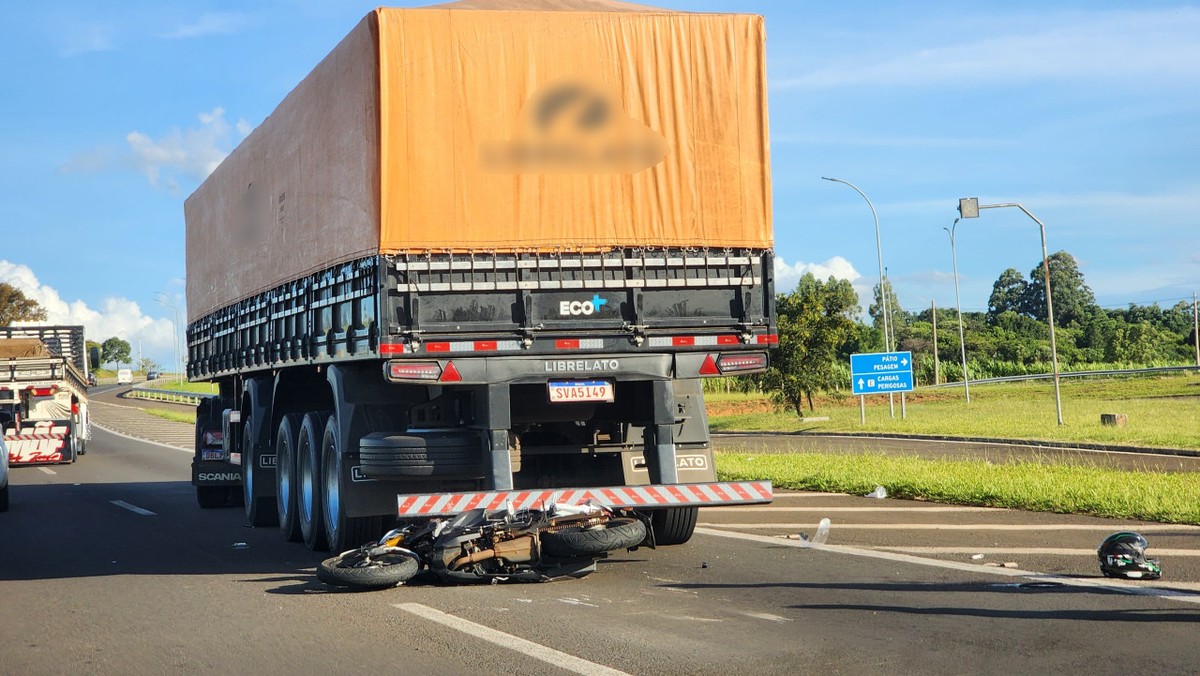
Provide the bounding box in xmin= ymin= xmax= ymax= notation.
xmin=541 ymin=518 xmax=647 ymax=557
xmin=318 ymin=547 xmax=420 ymax=589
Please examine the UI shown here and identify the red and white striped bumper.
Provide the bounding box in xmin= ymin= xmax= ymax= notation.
xmin=397 ymin=481 xmax=773 ymax=517
xmin=5 ymin=433 xmax=67 ymax=465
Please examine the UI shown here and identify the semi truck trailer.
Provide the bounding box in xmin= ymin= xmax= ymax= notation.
xmin=186 ymin=1 xmax=776 ymax=553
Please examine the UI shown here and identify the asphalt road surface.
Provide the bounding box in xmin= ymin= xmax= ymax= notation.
xmin=2 ymin=398 xmax=1197 ymax=674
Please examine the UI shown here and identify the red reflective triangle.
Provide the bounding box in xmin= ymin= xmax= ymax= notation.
xmin=699 ymin=354 xmax=721 ymax=376
xmin=440 ymin=361 xmax=463 ymax=382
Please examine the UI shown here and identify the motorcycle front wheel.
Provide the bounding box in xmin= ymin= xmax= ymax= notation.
xmin=541 ymin=518 xmax=647 ymax=557
xmin=317 ymin=547 xmax=420 ymax=589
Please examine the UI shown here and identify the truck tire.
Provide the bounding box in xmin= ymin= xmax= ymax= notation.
xmin=321 ymin=415 xmax=383 ymax=552
xmin=650 ymin=506 xmax=698 ymax=545
xmin=275 ymin=413 xmax=304 ymax=542
xmin=297 ymin=411 xmax=331 ymax=551
xmin=358 ymin=431 xmax=482 ymax=479
xmin=317 ymin=548 xmax=419 ymax=589
xmin=541 ymin=518 xmax=647 ymax=557
xmin=243 ymin=414 xmax=278 ymax=527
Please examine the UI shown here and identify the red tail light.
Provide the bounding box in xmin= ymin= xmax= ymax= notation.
xmin=717 ymin=353 xmax=769 ymax=373
xmin=387 ymin=361 xmax=443 ymax=381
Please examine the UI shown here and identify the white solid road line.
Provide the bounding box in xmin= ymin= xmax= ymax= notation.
xmin=110 ymin=500 xmax=156 ymax=516
xmin=394 ymin=603 xmax=631 ymax=676
xmin=700 ymin=522 xmax=1200 ymax=532
xmin=712 ymin=506 xmax=1000 ymax=512
xmin=869 ymin=546 xmax=1200 ymax=557
xmin=695 ymin=527 xmax=1200 ymax=605
xmin=764 ymin=492 xmax=850 ymax=498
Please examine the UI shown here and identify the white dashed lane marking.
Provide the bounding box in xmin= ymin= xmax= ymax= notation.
xmin=110 ymin=500 xmax=156 ymax=516
xmin=394 ymin=603 xmax=631 ymax=676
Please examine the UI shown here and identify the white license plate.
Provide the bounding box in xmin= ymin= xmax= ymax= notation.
xmin=548 ymin=380 xmax=614 ymax=403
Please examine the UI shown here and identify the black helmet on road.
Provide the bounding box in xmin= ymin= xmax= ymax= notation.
xmin=1097 ymin=531 xmax=1161 ymax=580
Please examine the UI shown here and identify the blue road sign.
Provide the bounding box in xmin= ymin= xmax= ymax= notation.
xmin=850 ymin=351 xmax=914 ymax=395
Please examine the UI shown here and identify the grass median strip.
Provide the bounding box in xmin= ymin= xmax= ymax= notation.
xmin=142 ymin=408 xmax=195 ymax=425
xmin=716 ymin=452 xmax=1200 ymax=525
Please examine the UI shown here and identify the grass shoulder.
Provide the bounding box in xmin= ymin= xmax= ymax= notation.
xmin=707 ymin=373 xmax=1200 ymax=450
xmin=716 ymin=451 xmax=1200 ymax=524
xmin=142 ymin=408 xmax=195 ymax=424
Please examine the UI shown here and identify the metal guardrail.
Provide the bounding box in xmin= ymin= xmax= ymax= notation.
xmin=128 ymin=384 xmax=213 ymax=405
xmin=921 ymin=364 xmax=1200 ymax=389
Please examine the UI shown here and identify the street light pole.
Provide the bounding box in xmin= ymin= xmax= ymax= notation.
xmin=958 ymin=198 xmax=1063 ymax=425
xmin=824 ymin=176 xmax=894 ymax=418
xmin=943 ymin=217 xmax=971 ymax=403
xmin=156 ymin=292 xmax=182 ymax=386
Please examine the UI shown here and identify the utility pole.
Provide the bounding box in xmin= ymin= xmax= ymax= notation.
xmin=931 ymin=299 xmax=939 ymax=385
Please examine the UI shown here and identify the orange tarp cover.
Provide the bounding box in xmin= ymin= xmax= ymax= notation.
xmin=186 ymin=2 xmax=771 ymax=320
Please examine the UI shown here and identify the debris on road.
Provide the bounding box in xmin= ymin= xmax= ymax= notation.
xmin=799 ymin=517 xmax=831 ymax=548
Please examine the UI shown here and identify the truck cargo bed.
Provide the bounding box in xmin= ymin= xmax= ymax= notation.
xmin=187 ymin=247 xmax=774 ymax=380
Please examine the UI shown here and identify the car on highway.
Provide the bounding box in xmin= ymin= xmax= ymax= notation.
xmin=116 ymin=369 xmax=133 ymax=385
xmin=145 ymin=370 xmax=159 ymax=381
xmin=88 ymin=372 xmax=97 ymax=387
xmin=1 ymin=434 xmax=10 ymax=512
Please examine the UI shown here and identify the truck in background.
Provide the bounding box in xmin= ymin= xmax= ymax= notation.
xmin=1 ymin=325 xmax=91 ymax=465
xmin=186 ymin=3 xmax=776 ymax=554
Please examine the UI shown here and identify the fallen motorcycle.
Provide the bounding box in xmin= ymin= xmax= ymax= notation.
xmin=317 ymin=503 xmax=648 ymax=589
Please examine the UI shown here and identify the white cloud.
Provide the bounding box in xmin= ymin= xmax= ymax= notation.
xmin=775 ymin=8 xmax=1200 ymax=90
xmin=160 ymin=12 xmax=248 ymax=40
xmin=774 ymin=255 xmax=862 ymax=292
xmin=0 ymin=260 xmax=181 ymax=369
xmin=56 ymin=22 xmax=115 ymax=57
xmin=61 ymin=108 xmax=249 ymax=192
xmin=125 ymin=107 xmax=243 ymax=192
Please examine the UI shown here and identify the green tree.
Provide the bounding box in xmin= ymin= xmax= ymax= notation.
xmin=987 ymin=268 xmax=1029 ymax=322
xmin=1106 ymin=322 xmax=1176 ymax=363
xmin=1021 ymin=251 xmax=1097 ymax=328
xmin=868 ymin=277 xmax=905 ymax=340
xmin=0 ymin=282 xmax=47 ymax=325
xmin=101 ymin=337 xmax=132 ymax=366
xmin=766 ymin=273 xmax=859 ymax=414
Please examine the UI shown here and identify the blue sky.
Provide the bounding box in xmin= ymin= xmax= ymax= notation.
xmin=3 ymin=1 xmax=1199 ymax=368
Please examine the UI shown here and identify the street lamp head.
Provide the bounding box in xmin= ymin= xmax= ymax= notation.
xmin=958 ymin=198 xmax=980 ymax=219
